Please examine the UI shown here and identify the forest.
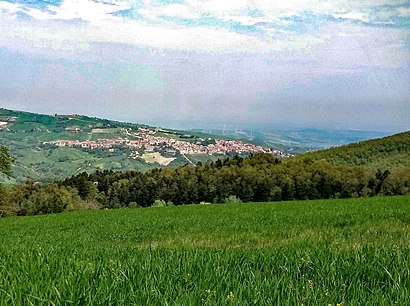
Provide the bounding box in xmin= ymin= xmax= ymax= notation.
xmin=1 ymin=149 xmax=409 ymax=216
xmin=300 ymin=130 xmax=410 ymax=169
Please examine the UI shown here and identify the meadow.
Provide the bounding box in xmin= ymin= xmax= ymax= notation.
xmin=0 ymin=196 xmax=409 ymax=305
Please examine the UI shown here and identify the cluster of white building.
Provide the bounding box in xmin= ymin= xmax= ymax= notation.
xmin=44 ymin=127 xmax=290 ymax=157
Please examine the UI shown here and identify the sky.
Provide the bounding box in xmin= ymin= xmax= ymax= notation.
xmin=0 ymin=0 xmax=409 ymax=132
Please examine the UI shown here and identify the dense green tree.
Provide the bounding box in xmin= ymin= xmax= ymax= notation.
xmin=3 ymin=151 xmax=410 ymax=217
xmin=0 ymin=147 xmax=12 ymax=176
xmin=381 ymin=169 xmax=410 ymax=195
xmin=57 ymin=153 xmax=410 ymax=208
xmin=1 ymin=182 xmax=85 ymax=216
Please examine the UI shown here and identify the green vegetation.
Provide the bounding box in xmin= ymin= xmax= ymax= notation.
xmin=0 ymin=109 xmax=163 ymax=183
xmin=0 ymin=108 xmax=216 ymax=183
xmin=0 ymin=182 xmax=91 ymax=217
xmin=55 ymin=153 xmax=409 ymax=210
xmin=300 ymin=131 xmax=410 ymax=170
xmin=0 ymin=196 xmax=409 ymax=304
xmin=1 ymin=152 xmax=409 ymax=216
xmin=0 ymin=146 xmax=12 ymax=176
xmin=1 ymin=117 xmax=409 ymax=215
xmin=1 ymin=109 xmax=409 ymax=304
xmin=3 ymin=108 xmax=402 ymax=184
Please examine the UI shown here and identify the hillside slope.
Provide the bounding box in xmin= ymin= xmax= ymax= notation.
xmin=0 ymin=108 xmax=157 ymax=183
xmin=298 ymin=131 xmax=410 ymax=170
xmin=1 ymin=196 xmax=409 ymax=304
xmin=53 ymin=129 xmax=410 ymax=209
xmin=2 ymin=132 xmax=409 ymax=214
xmin=0 ymin=109 xmax=267 ymax=183
xmin=1 ymin=108 xmax=407 ymax=183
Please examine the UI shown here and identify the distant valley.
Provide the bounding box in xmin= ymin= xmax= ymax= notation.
xmin=0 ymin=108 xmax=394 ymax=183
xmin=192 ymin=127 xmax=389 ymax=154
xmin=0 ymin=108 xmax=284 ymax=183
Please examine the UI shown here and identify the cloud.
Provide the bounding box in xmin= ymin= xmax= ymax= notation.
xmin=4 ymin=1 xmax=409 ymax=28
xmin=0 ymin=1 xmax=20 ymax=14
xmin=1 ymin=2 xmax=409 ymax=132
xmin=24 ymin=0 xmax=131 ymax=21
xmin=0 ymin=0 xmax=409 ymax=65
xmin=139 ymin=3 xmax=201 ymax=20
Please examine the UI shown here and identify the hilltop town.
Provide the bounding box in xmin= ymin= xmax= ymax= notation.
xmin=1 ymin=108 xmax=300 ymax=183
xmin=43 ymin=127 xmax=292 ymax=161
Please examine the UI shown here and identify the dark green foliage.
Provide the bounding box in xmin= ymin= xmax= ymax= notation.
xmin=0 ymin=146 xmax=12 ymax=176
xmin=299 ymin=131 xmax=410 ymax=170
xmin=58 ymin=153 xmax=409 ymax=209
xmin=0 ymin=182 xmax=93 ymax=217
xmin=2 ymin=107 xmax=409 ymax=215
xmin=380 ymin=168 xmax=410 ymax=195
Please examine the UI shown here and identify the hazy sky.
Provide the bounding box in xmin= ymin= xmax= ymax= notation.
xmin=0 ymin=0 xmax=409 ymax=132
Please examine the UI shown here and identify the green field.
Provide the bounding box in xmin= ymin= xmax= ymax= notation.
xmin=0 ymin=196 xmax=409 ymax=305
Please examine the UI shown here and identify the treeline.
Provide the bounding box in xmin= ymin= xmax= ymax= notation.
xmin=0 ymin=183 xmax=98 ymax=217
xmin=1 ymin=153 xmax=409 ymax=216
xmin=64 ymin=154 xmax=410 ymax=208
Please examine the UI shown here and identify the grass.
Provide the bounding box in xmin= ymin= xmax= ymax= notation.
xmin=0 ymin=196 xmax=409 ymax=305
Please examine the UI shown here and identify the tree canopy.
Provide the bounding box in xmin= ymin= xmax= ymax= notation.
xmin=0 ymin=147 xmax=12 ymax=176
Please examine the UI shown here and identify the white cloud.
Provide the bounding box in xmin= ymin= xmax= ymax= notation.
xmin=0 ymin=0 xmax=408 ymax=66
xmin=34 ymin=0 xmax=130 ymax=21
xmin=398 ymin=7 xmax=410 ymax=17
xmin=139 ymin=3 xmax=201 ymax=21
xmin=0 ymin=0 xmax=133 ymax=22
xmin=3 ymin=0 xmax=410 ymax=24
xmin=332 ymin=11 xmax=370 ymax=23
xmin=0 ymin=1 xmax=23 ymax=15
xmin=0 ymin=14 xmax=338 ymax=57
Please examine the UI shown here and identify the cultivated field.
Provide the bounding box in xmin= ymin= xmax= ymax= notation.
xmin=141 ymin=152 xmax=176 ymax=166
xmin=0 ymin=196 xmax=409 ymax=305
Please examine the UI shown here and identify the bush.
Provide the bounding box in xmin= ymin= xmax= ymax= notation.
xmin=224 ymin=195 xmax=242 ymax=204
xmin=128 ymin=202 xmax=139 ymax=208
xmin=152 ymin=199 xmax=167 ymax=207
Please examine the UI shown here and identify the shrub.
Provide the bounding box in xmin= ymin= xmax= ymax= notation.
xmin=224 ymin=195 xmax=242 ymax=204
xmin=128 ymin=202 xmax=139 ymax=208
xmin=152 ymin=199 xmax=167 ymax=207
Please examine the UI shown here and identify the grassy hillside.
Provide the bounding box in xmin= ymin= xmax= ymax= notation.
xmin=0 ymin=109 xmax=193 ymax=183
xmin=298 ymin=131 xmax=410 ymax=170
xmin=0 ymin=108 xmax=115 ymax=131
xmin=0 ymin=196 xmax=409 ymax=304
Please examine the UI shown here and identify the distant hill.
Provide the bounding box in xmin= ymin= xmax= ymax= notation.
xmin=0 ymin=108 xmax=143 ymax=131
xmin=298 ymin=131 xmax=410 ymax=170
xmin=1 ymin=108 xmax=406 ymax=183
xmin=2 ymin=111 xmax=409 ymax=212
xmin=0 ymin=108 xmax=210 ymax=183
xmin=0 ymin=108 xmax=272 ymax=183
xmin=200 ymin=127 xmax=389 ymax=154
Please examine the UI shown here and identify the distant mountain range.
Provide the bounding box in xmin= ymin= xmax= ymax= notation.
xmin=0 ymin=108 xmax=403 ymax=183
